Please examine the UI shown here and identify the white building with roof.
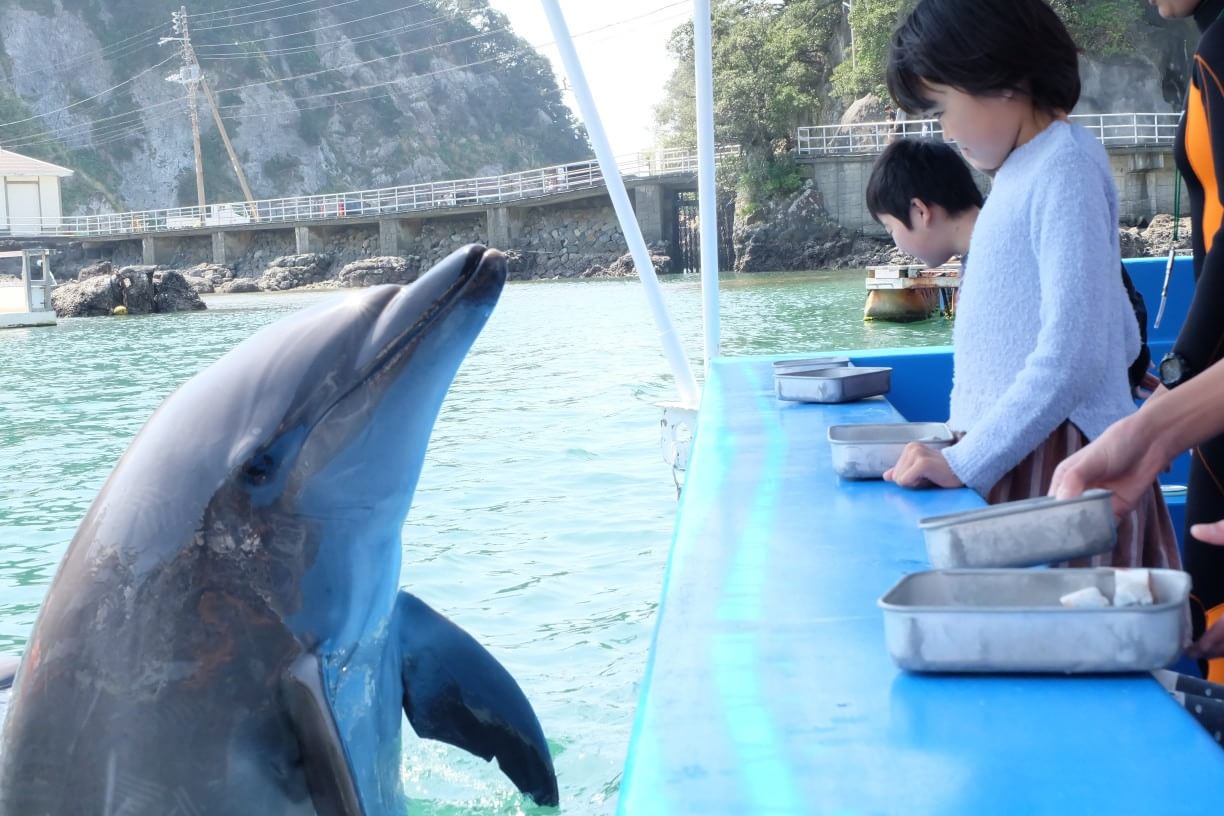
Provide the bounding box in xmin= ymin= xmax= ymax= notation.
xmin=0 ymin=148 xmax=73 ymax=236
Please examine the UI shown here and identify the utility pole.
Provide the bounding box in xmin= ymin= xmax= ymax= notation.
xmin=199 ymin=77 xmax=259 ymax=219
xmin=162 ymin=5 xmax=259 ymax=223
xmin=163 ymin=7 xmax=206 ymax=225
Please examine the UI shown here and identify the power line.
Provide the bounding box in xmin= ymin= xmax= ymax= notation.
xmin=209 ymin=25 xmax=511 ymax=96
xmin=5 ymin=113 xmax=173 ymax=153
xmin=195 ymin=14 xmax=453 ymax=60
xmin=0 ymin=0 xmax=451 ymax=90
xmin=188 ymin=0 xmax=358 ymax=23
xmin=0 ymin=23 xmax=168 ymax=87
xmin=0 ymin=3 xmax=688 ymax=153
xmin=210 ymin=2 xmax=688 ymax=111
xmin=186 ymin=0 xmax=326 ymax=20
xmin=4 ymin=4 xmax=688 ymax=150
xmin=0 ymin=3 xmax=432 ymax=138
xmin=0 ymin=98 xmax=184 ymax=148
xmin=5 ymin=98 xmax=200 ymax=153
xmin=0 ymin=55 xmax=178 ymax=132
xmin=16 ymin=48 xmax=529 ymax=148
xmin=193 ymin=1 xmax=434 ymax=45
xmin=189 ymin=0 xmax=373 ymax=32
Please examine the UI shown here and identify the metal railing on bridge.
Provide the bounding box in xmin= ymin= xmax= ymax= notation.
xmin=796 ymin=112 xmax=1181 ymax=156
xmin=0 ymin=145 xmax=741 ymax=240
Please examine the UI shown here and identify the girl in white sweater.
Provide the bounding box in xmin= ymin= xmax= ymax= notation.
xmin=880 ymin=0 xmax=1178 ymax=568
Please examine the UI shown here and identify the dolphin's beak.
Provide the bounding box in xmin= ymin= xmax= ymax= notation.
xmin=288 ymin=245 xmax=508 ymax=514
xmin=356 ymin=246 xmax=506 ymax=377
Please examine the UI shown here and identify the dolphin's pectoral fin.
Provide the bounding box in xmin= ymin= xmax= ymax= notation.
xmin=280 ymin=653 xmax=367 ymax=816
xmin=0 ymin=654 xmax=20 ymax=690
xmin=396 ymin=591 xmax=559 ymax=808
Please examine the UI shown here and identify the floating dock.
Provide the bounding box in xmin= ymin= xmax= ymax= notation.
xmin=865 ymin=262 xmax=960 ymax=322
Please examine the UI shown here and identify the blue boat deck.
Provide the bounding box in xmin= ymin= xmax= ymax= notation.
xmin=617 ymin=257 xmax=1224 ymax=814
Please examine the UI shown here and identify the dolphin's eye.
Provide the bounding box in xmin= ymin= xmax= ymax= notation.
xmin=242 ymin=427 xmax=305 ymax=492
xmin=244 ymin=453 xmax=275 ymax=485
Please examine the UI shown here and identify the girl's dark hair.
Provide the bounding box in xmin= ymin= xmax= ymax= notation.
xmin=886 ymin=0 xmax=1081 ymax=115
xmin=865 ymin=139 xmax=983 ymax=228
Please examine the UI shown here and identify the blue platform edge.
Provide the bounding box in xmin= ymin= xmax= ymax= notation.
xmin=617 ymin=257 xmax=1224 ymax=815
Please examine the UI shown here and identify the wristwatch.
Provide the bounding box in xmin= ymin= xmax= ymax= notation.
xmin=1159 ymin=351 xmax=1192 ymax=389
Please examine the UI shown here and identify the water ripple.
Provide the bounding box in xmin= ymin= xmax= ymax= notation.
xmin=0 ymin=271 xmax=948 ymax=813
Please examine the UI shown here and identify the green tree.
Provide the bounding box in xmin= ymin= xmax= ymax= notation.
xmin=828 ymin=0 xmax=1148 ymax=104
xmin=654 ymin=21 xmax=696 ymax=151
xmin=656 ymin=0 xmax=841 ymax=207
xmin=1049 ymin=0 xmax=1146 ymax=56
xmin=830 ymin=0 xmax=909 ymax=102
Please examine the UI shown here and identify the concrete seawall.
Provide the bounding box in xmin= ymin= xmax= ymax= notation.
xmin=805 ymin=145 xmax=1185 ymax=235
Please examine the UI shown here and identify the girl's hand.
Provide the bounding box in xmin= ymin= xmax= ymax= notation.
xmin=1134 ymin=371 xmax=1161 ymax=400
xmin=883 ymin=443 xmax=964 ymax=489
xmin=1142 ymin=383 xmax=1170 ymax=408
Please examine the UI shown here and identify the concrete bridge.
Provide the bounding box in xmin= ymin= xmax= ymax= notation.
xmin=796 ymin=112 xmax=1185 ymax=233
xmin=4 ymin=147 xmax=736 ymax=268
xmin=4 ymin=112 xmax=1183 ymax=268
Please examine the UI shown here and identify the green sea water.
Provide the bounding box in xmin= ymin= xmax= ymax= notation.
xmin=0 ymin=269 xmax=951 ymax=814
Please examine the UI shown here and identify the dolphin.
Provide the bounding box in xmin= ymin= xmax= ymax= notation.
xmin=0 ymin=245 xmax=558 ymax=815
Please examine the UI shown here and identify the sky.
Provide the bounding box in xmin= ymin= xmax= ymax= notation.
xmin=483 ymin=0 xmax=695 ymax=155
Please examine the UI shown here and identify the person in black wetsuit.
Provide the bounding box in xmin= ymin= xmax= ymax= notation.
xmin=1149 ymin=0 xmax=1224 ymax=682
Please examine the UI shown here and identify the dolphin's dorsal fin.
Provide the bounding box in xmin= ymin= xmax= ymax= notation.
xmin=281 ymin=653 xmax=367 ymax=816
xmin=395 ymin=591 xmax=559 ymax=807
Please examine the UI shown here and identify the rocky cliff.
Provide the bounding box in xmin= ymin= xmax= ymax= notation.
xmin=1075 ymin=9 xmax=1198 ymax=115
xmin=0 ymin=0 xmax=589 ymax=215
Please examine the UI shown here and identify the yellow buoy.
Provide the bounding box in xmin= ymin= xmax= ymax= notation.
xmin=112 ymin=305 xmax=128 ymax=316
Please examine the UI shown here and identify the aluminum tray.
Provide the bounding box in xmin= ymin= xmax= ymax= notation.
xmin=771 ymin=356 xmax=851 ymax=376
xmin=775 ymin=366 xmax=891 ymax=403
xmin=919 ymin=488 xmax=1116 ymax=569
xmin=827 ymin=422 xmax=955 ymax=480
xmin=878 ymin=568 xmax=1191 ymax=673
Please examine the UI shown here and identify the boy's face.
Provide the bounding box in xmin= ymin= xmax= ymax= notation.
xmin=878 ymin=202 xmax=956 ymax=268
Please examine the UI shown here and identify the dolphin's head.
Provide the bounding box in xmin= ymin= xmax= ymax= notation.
xmin=233 ymin=244 xmax=507 ymax=525
xmin=80 ymin=245 xmax=507 ymax=581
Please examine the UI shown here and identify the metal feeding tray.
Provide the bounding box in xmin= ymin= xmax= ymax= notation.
xmin=827 ymin=422 xmax=955 ymax=480
xmin=919 ymin=489 xmax=1116 ymax=569
xmin=878 ymin=568 xmax=1191 ymax=673
xmin=775 ymin=366 xmax=891 ymax=404
xmin=771 ymin=356 xmax=852 ymax=376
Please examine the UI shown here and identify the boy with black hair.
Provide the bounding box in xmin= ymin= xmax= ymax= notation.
xmin=865 ymin=137 xmax=1154 ymax=396
xmin=865 ymin=138 xmax=981 ymax=269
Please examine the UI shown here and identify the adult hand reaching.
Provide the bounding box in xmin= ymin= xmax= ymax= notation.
xmin=1049 ymin=414 xmax=1171 ymax=516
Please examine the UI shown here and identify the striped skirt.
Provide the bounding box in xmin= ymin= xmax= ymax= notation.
xmin=979 ymin=420 xmax=1181 ymax=569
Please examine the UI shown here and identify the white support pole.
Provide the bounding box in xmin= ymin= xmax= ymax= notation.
xmin=540 ymin=0 xmax=701 ymax=409
xmin=693 ymin=0 xmax=720 ymax=371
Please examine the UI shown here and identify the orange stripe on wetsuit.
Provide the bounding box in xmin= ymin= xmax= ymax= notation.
xmin=1188 ymin=57 xmax=1224 ymax=254
xmin=1187 ymin=54 xmax=1224 ymax=365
